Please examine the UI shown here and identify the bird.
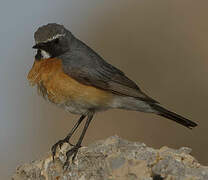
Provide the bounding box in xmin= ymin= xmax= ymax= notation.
xmin=27 ymin=23 xmax=197 ymax=168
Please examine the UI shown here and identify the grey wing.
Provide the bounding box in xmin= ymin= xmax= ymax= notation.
xmin=61 ymin=45 xmax=157 ymax=103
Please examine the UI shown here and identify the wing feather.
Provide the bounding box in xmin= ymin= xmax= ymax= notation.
xmin=60 ymin=38 xmax=157 ymax=103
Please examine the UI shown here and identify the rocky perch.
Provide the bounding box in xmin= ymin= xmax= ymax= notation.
xmin=12 ymin=136 xmax=208 ymax=180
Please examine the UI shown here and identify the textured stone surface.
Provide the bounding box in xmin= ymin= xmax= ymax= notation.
xmin=12 ymin=136 xmax=208 ymax=180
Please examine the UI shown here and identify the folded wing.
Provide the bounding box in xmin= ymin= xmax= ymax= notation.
xmin=61 ymin=41 xmax=157 ymax=103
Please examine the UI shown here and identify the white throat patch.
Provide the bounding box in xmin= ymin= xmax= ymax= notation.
xmin=41 ymin=50 xmax=51 ymax=59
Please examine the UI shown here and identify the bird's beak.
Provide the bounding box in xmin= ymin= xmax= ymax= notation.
xmin=32 ymin=43 xmax=45 ymax=49
xmin=32 ymin=44 xmax=39 ymax=49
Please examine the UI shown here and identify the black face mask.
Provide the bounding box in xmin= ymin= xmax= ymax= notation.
xmin=33 ymin=38 xmax=65 ymax=59
xmin=35 ymin=49 xmax=42 ymax=60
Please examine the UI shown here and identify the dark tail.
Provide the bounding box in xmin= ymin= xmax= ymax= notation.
xmin=151 ymin=104 xmax=197 ymax=129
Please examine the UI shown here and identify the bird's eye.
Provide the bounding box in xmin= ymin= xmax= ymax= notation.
xmin=54 ymin=38 xmax=59 ymax=44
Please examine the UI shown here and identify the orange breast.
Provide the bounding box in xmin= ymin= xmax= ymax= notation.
xmin=27 ymin=58 xmax=113 ymax=108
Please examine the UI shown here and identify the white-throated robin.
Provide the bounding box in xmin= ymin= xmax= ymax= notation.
xmin=27 ymin=23 xmax=197 ymax=168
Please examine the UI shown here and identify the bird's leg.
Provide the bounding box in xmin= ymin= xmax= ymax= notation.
xmin=51 ymin=114 xmax=86 ymax=161
xmin=63 ymin=111 xmax=94 ymax=169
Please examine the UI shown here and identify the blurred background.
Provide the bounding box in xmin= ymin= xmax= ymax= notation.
xmin=0 ymin=0 xmax=208 ymax=179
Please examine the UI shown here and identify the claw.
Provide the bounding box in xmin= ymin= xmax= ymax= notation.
xmin=63 ymin=160 xmax=69 ymax=170
xmin=59 ymin=141 xmax=64 ymax=149
xmin=51 ymin=143 xmax=58 ymax=162
xmin=51 ymin=138 xmax=74 ymax=162
xmin=72 ymin=151 xmax=78 ymax=163
xmin=62 ymin=145 xmax=81 ymax=169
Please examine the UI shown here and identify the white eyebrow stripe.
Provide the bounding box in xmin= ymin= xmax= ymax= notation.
xmin=35 ymin=33 xmax=65 ymax=44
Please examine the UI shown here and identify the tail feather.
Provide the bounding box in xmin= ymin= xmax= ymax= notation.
xmin=151 ymin=104 xmax=197 ymax=129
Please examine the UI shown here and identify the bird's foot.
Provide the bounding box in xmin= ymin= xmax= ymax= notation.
xmin=63 ymin=144 xmax=81 ymax=170
xmin=51 ymin=137 xmax=74 ymax=162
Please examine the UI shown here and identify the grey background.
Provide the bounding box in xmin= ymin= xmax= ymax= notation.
xmin=0 ymin=0 xmax=207 ymax=179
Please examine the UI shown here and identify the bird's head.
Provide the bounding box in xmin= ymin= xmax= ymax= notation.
xmin=33 ymin=23 xmax=72 ymax=60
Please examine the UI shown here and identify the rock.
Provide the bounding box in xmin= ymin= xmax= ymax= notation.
xmin=12 ymin=136 xmax=208 ymax=180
